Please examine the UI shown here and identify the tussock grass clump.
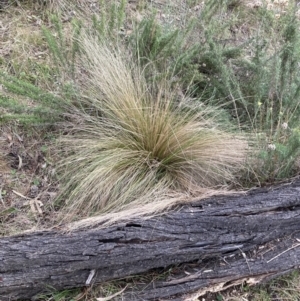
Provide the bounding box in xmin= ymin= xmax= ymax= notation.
xmin=57 ymin=35 xmax=247 ymax=219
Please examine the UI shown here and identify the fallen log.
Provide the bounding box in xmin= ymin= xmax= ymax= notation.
xmin=120 ymin=235 xmax=300 ymax=300
xmin=1 ymin=180 xmax=300 ymax=300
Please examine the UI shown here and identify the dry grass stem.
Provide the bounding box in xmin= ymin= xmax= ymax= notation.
xmin=56 ymin=34 xmax=248 ymax=222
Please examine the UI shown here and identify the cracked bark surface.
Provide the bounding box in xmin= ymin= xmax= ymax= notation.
xmin=1 ymin=180 xmax=300 ymax=300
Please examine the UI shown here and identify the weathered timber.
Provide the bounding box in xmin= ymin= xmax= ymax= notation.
xmin=1 ymin=180 xmax=300 ymax=300
xmin=121 ymin=236 xmax=300 ymax=300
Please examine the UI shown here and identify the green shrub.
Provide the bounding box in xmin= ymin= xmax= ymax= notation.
xmin=0 ymin=73 xmax=64 ymax=124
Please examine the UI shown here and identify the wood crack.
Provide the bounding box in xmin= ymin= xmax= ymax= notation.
xmin=1 ymin=180 xmax=300 ymax=300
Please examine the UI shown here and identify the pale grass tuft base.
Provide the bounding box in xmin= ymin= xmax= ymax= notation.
xmin=56 ymin=33 xmax=248 ymax=224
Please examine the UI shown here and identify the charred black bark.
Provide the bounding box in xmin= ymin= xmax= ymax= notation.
xmin=1 ymin=180 xmax=300 ymax=300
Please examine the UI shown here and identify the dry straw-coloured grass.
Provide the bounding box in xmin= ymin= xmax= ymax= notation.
xmin=56 ymin=34 xmax=248 ymax=223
